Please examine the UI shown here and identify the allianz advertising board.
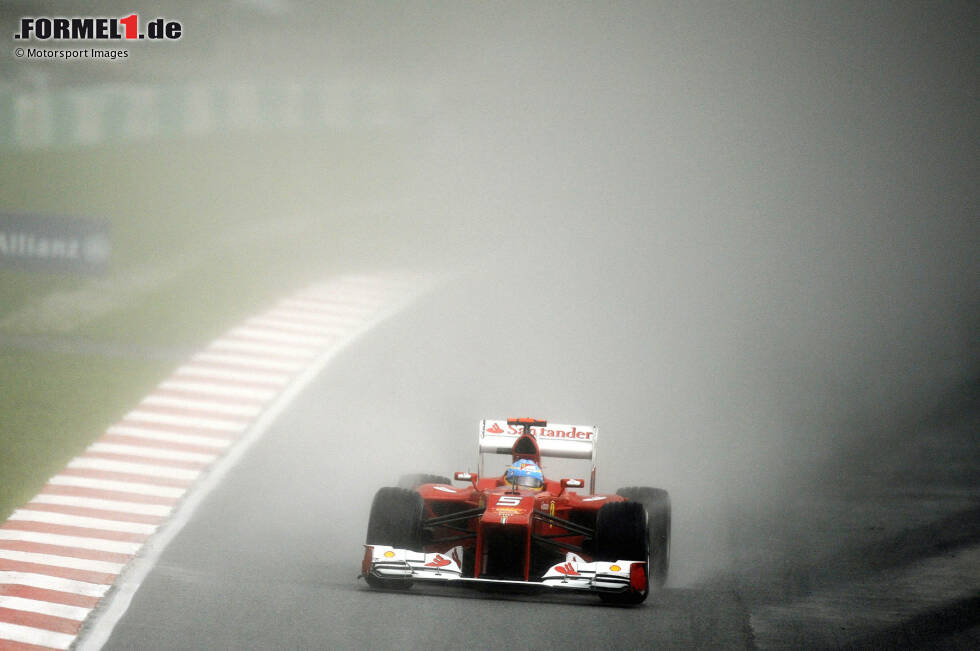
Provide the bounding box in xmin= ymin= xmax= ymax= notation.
xmin=0 ymin=213 xmax=110 ymax=274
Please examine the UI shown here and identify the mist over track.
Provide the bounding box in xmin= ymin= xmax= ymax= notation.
xmin=99 ymin=272 xmax=979 ymax=649
xmin=3 ymin=1 xmax=974 ymax=647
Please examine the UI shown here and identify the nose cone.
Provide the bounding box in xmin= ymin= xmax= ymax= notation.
xmin=483 ymin=492 xmax=534 ymax=526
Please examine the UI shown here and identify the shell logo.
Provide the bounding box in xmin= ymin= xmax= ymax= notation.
xmin=609 ymin=564 xmax=622 ymax=572
xmin=384 ymin=550 xmax=396 ymax=558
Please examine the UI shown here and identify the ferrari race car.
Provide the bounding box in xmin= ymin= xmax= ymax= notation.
xmin=361 ymin=418 xmax=671 ymax=604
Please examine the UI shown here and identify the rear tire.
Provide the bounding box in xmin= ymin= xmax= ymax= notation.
xmin=397 ymin=473 xmax=452 ymax=489
xmin=617 ymin=486 xmax=671 ymax=589
xmin=593 ymin=501 xmax=649 ymax=604
xmin=364 ymin=487 xmax=424 ymax=589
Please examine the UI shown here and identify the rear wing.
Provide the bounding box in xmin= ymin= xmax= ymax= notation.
xmin=478 ymin=419 xmax=599 ymax=494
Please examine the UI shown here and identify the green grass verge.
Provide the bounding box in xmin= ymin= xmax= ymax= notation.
xmin=0 ymin=349 xmax=173 ymax=517
xmin=0 ymin=128 xmax=415 ymax=519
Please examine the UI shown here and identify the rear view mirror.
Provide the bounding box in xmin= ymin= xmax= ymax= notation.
xmin=559 ymin=478 xmax=585 ymax=495
xmin=454 ymin=471 xmax=478 ymax=484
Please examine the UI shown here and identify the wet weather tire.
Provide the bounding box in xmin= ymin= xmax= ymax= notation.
xmin=364 ymin=487 xmax=424 ymax=589
xmin=594 ymin=500 xmax=649 ymax=605
xmin=617 ymin=486 xmax=671 ymax=589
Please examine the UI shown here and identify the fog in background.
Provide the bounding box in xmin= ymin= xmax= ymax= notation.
xmin=6 ymin=1 xmax=977 ymax=586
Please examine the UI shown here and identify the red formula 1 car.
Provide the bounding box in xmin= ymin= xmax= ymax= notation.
xmin=361 ymin=418 xmax=671 ymax=604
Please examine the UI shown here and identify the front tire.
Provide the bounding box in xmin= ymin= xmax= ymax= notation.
xmin=617 ymin=486 xmax=671 ymax=589
xmin=593 ymin=500 xmax=649 ymax=604
xmin=364 ymin=487 xmax=424 ymax=589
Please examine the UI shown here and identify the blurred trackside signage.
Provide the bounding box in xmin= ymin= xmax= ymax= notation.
xmin=14 ymin=15 xmax=182 ymax=41
xmin=0 ymin=80 xmax=440 ymax=150
xmin=0 ymin=213 xmax=110 ymax=274
xmin=482 ymin=420 xmax=596 ymax=441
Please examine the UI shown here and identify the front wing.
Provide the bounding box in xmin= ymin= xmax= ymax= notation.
xmin=362 ymin=545 xmax=647 ymax=596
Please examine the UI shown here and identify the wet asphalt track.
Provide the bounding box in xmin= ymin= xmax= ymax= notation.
xmin=97 ymin=275 xmax=979 ymax=650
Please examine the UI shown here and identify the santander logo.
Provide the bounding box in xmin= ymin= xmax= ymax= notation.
xmin=485 ymin=420 xmax=595 ymax=440
xmin=513 ymin=425 xmax=593 ymax=440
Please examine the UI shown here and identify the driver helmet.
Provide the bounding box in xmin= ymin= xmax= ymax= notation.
xmin=506 ymin=458 xmax=544 ymax=490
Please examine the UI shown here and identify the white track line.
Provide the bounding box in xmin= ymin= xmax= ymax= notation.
xmin=207 ymin=338 xmax=317 ymax=358
xmin=120 ymin=410 xmax=247 ymax=433
xmin=139 ymin=395 xmax=261 ymax=418
xmin=67 ymin=458 xmax=200 ymax=482
xmin=228 ymin=327 xmax=329 ymax=347
xmin=185 ymin=354 xmax=299 ymax=374
xmin=8 ymin=510 xmax=157 ymax=535
xmin=0 ymin=571 xmax=110 ymax=597
xmin=46 ymin=475 xmax=187 ymax=498
xmin=0 ymin=531 xmax=141 ymax=556
xmin=0 ymin=621 xmax=76 ymax=650
xmin=245 ymin=316 xmax=343 ymax=336
xmin=279 ymin=297 xmax=366 ymax=311
xmin=172 ymin=364 xmax=294 ymax=387
xmin=87 ymin=443 xmax=217 ymax=464
xmin=267 ymin=308 xmax=361 ymax=326
xmin=0 ymin=550 xmax=125 ymax=575
xmin=0 ymin=594 xmax=91 ymax=621
xmin=104 ymin=426 xmax=231 ymax=449
xmin=283 ymin=294 xmax=372 ymax=307
xmin=31 ymin=495 xmax=172 ymax=517
xmin=158 ymin=379 xmax=275 ymax=401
